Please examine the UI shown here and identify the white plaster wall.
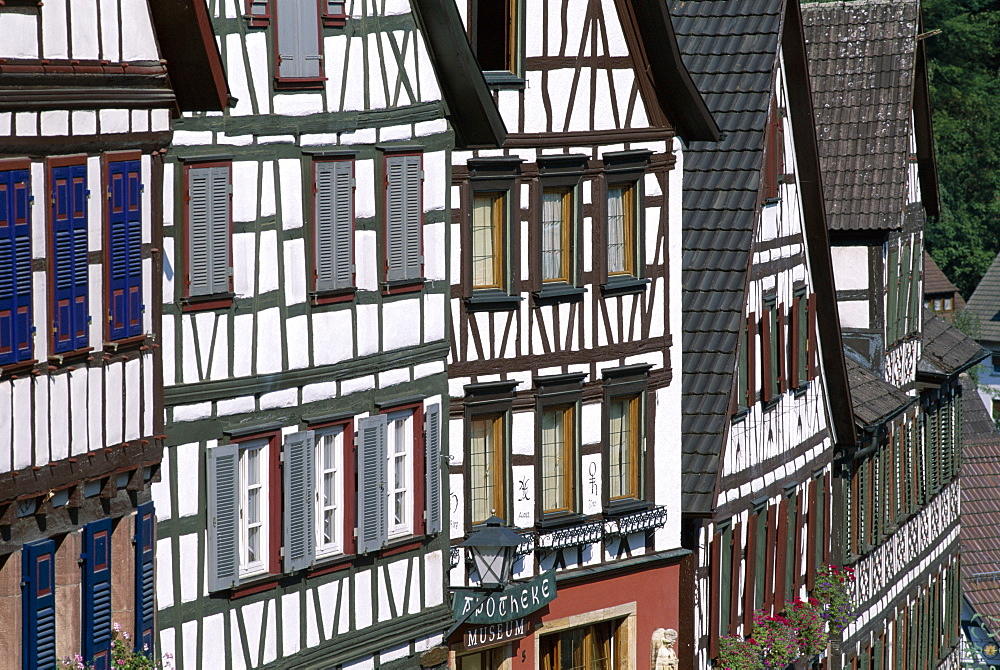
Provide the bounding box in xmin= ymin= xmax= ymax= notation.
xmin=831 ymin=246 xmax=870 ymax=291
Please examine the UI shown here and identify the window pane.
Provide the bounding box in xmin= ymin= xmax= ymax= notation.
xmin=542 ymin=191 xmax=566 ymax=281
xmin=473 ymin=194 xmax=501 ymax=289
xmin=470 ymin=416 xmax=499 ymax=523
xmin=608 ymin=398 xmax=633 ymax=499
xmin=387 ymin=411 xmax=413 ymax=537
xmin=607 ymin=187 xmax=626 ymax=274
xmin=542 ymin=408 xmax=571 ymax=512
xmin=475 ymin=0 xmax=514 ymax=71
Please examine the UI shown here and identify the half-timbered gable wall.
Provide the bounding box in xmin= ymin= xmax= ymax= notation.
xmin=153 ymin=1 xmax=476 ymax=668
xmin=0 ymin=0 xmax=225 ymax=666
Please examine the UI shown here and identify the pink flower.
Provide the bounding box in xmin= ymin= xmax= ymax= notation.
xmin=113 ymin=622 xmax=121 ymax=632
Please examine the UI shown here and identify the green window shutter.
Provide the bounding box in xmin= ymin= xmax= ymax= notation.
xmin=899 ymin=242 xmax=911 ymax=336
xmin=283 ymin=430 xmax=316 ymax=572
xmin=207 ymin=443 xmax=241 ymax=591
xmin=910 ymin=245 xmax=921 ymax=334
xmin=356 ymin=415 xmax=388 ymax=553
xmin=718 ymin=523 xmax=732 ymax=635
xmin=424 ymin=404 xmax=442 ymax=535
xmin=886 ymin=247 xmax=899 ymax=344
xmin=277 ymin=0 xmax=322 ymax=79
xmin=315 ymin=161 xmax=354 ymax=291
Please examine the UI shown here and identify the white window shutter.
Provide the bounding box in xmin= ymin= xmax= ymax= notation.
xmin=207 ymin=444 xmax=240 ymax=591
xmin=424 ymin=404 xmax=442 ymax=535
xmin=283 ymin=430 xmax=316 ymax=572
xmin=356 ymin=415 xmax=388 ymax=553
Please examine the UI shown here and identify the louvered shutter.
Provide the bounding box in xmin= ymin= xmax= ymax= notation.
xmin=188 ymin=166 xmax=230 ymax=297
xmin=277 ymin=0 xmax=322 ymax=79
xmin=424 ymin=404 xmax=442 ymax=535
xmin=315 ymin=161 xmax=354 ymax=291
xmin=385 ymin=157 xmax=406 ymax=281
xmin=402 ymin=155 xmax=423 ymax=280
xmin=0 ymin=169 xmax=32 ymax=365
xmin=899 ymin=243 xmax=911 ymax=336
xmin=83 ymin=518 xmax=113 ymax=670
xmin=22 ymin=538 xmax=56 ymax=670
xmin=134 ymin=501 xmax=155 ymax=655
xmin=283 ymin=430 xmax=316 ymax=572
xmin=108 ymin=160 xmax=144 ymax=340
xmin=52 ymin=164 xmax=89 ymax=353
xmin=356 ymin=414 xmax=388 ymax=554
xmin=807 ymin=294 xmax=817 ymax=380
xmin=207 ymin=443 xmax=241 ymax=591
xmin=209 ymin=167 xmax=231 ymax=295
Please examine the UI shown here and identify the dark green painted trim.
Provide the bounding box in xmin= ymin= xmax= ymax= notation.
xmin=174 ymin=104 xmax=449 ymax=136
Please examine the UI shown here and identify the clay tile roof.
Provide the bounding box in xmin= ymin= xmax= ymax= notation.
xmin=960 ymin=376 xmax=1000 ymax=621
xmin=845 ymin=351 xmax=915 ymax=427
xmin=801 ymin=0 xmax=919 ymax=231
xmin=965 ymin=251 xmax=1000 ymax=345
xmin=669 ymin=0 xmax=784 ymax=514
xmin=923 ymin=252 xmax=960 ymax=296
xmin=918 ymin=313 xmax=989 ymax=378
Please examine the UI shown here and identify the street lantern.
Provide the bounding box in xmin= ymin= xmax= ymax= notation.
xmin=460 ymin=516 xmax=523 ymax=590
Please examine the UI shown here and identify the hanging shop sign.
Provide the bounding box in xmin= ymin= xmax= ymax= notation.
xmin=462 ymin=618 xmax=534 ymax=650
xmin=451 ymin=571 xmax=557 ymax=624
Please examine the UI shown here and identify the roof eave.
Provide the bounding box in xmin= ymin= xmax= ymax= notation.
xmin=912 ymin=39 xmax=941 ymax=217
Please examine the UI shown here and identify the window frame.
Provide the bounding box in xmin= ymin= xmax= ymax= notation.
xmin=539 ymin=619 xmax=622 ymax=670
xmin=534 ymin=373 xmax=585 ymax=522
xmin=321 ymin=0 xmax=347 ymax=27
xmin=236 ymin=435 xmax=280 ymax=580
xmin=468 ymin=412 xmax=507 ymax=526
xmin=464 ymin=158 xmax=522 ymax=309
xmin=470 ymin=0 xmax=524 ymax=84
xmin=540 ymin=187 xmax=573 ymax=284
xmin=534 ymin=156 xmax=585 ymax=299
xmin=605 ymin=182 xmax=637 ymax=278
xmin=48 ymin=154 xmax=90 ymax=356
xmin=464 ymin=380 xmax=517 ymax=529
xmin=103 ymin=151 xmax=145 ymax=343
xmin=273 ymin=0 xmax=326 ymax=88
xmin=601 ymin=364 xmax=651 ymax=512
xmin=383 ymin=152 xmax=424 ymax=289
xmin=182 ymin=159 xmax=233 ymax=311
xmin=312 ymin=420 xmax=353 ymax=560
xmin=471 ymin=191 xmax=507 ymax=291
xmin=0 ymin=159 xmax=33 ymax=369
xmin=245 ymin=0 xmax=272 ymax=27
xmin=311 ymin=156 xmax=356 ymax=302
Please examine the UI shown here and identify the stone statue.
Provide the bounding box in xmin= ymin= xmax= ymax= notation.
xmin=651 ymin=628 xmax=678 ymax=670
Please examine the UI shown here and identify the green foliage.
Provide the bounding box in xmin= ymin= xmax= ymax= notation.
xmin=60 ymin=625 xmax=172 ymax=670
xmin=786 ymin=599 xmax=827 ymax=656
xmin=923 ymin=0 xmax=1000 ymax=297
xmin=812 ymin=564 xmax=856 ymax=635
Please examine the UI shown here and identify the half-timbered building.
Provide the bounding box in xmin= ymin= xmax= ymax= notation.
xmin=670 ymin=0 xmax=857 ymax=666
xmin=444 ymin=2 xmax=718 ymax=670
xmin=152 ymin=1 xmax=504 ymax=668
xmin=0 ymin=0 xmax=227 ymax=667
xmin=803 ymin=1 xmax=985 ymax=666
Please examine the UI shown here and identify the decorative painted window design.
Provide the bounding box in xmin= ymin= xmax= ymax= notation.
xmin=313 ymin=159 xmax=354 ymax=293
xmin=540 ymin=620 xmax=620 ymax=670
xmin=107 ymin=159 xmax=143 ymax=341
xmin=385 ymin=154 xmax=423 ymax=283
xmin=239 ymin=438 xmax=270 ymax=578
xmin=471 ymin=192 xmax=506 ymax=290
xmin=275 ymin=0 xmax=323 ymax=82
xmin=607 ymin=395 xmax=640 ymax=501
xmin=50 ymin=160 xmax=89 ymax=354
xmin=541 ymin=188 xmax=573 ymax=283
xmin=540 ymin=405 xmax=575 ymax=514
xmin=22 ymin=538 xmax=56 ymax=670
xmin=186 ymin=163 xmax=231 ymax=299
xmin=315 ymin=426 xmax=345 ymax=557
xmin=473 ymin=0 xmax=521 ymax=76
xmin=356 ymin=404 xmax=441 ymax=553
xmin=469 ymin=413 xmax=506 ymax=524
xmin=82 ymin=518 xmax=113 ymax=668
xmin=606 ymin=183 xmax=637 ymax=277
xmin=0 ymin=167 xmax=32 ymax=366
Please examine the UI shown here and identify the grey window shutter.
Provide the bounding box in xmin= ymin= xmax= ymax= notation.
xmin=403 ymin=155 xmax=423 ymax=280
xmin=385 ymin=156 xmax=406 ymax=282
xmin=207 ymin=444 xmax=240 ymax=591
xmin=283 ymin=430 xmax=316 ymax=572
xmin=315 ymin=162 xmax=353 ymax=291
xmin=424 ymin=404 xmax=442 ymax=535
xmin=188 ymin=168 xmax=212 ymax=297
xmin=356 ymin=414 xmax=388 ymax=554
xmin=277 ymin=0 xmax=322 ymax=79
xmin=209 ymin=166 xmax=231 ymax=295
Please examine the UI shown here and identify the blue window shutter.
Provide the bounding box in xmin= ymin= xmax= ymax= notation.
xmin=283 ymin=430 xmax=316 ymax=572
xmin=356 ymin=415 xmax=388 ymax=554
xmin=126 ymin=162 xmax=143 ymax=337
xmin=134 ymin=501 xmax=155 ymax=655
xmin=0 ymin=168 xmax=32 ymax=366
xmin=207 ymin=443 xmax=241 ymax=591
xmin=22 ymin=538 xmax=56 ymax=670
xmin=82 ymin=518 xmax=113 ymax=670
xmin=424 ymin=404 xmax=442 ymax=535
xmin=52 ymin=164 xmax=88 ymax=353
xmin=107 ymin=159 xmax=144 ymax=340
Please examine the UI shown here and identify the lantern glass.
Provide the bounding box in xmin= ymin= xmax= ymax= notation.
xmin=471 ymin=544 xmax=513 ymax=589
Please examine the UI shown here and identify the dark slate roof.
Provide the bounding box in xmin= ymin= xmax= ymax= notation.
xmin=965 ymin=251 xmax=1000 ymax=345
xmin=845 ymin=351 xmax=914 ymax=427
xmin=918 ymin=313 xmax=989 ymax=378
xmin=801 ymin=0 xmax=919 ymax=231
xmin=670 ymin=0 xmax=783 ymax=513
xmin=960 ymin=376 xmax=1000 ymax=621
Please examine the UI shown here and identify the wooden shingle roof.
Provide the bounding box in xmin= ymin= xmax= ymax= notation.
xmin=918 ymin=313 xmax=988 ymax=379
xmin=964 ymin=251 xmax=1000 ymax=345
xmin=845 ymin=352 xmax=914 ymax=428
xmin=924 ymin=252 xmax=962 ymax=297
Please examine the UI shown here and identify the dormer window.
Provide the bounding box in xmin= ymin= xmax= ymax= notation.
xmin=472 ymin=0 xmax=522 ymax=82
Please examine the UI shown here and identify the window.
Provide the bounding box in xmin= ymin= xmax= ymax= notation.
xmin=239 ymin=438 xmax=270 ymax=578
xmin=107 ymin=158 xmax=143 ymax=341
xmin=385 ymin=154 xmax=423 ymax=283
xmin=607 ymin=395 xmax=640 ymax=501
xmin=472 ymin=193 xmax=506 ymax=290
xmin=761 ymin=296 xmax=779 ymax=402
xmin=387 ymin=409 xmax=415 ymax=539
xmin=246 ymin=0 xmax=271 ymax=27
xmin=606 ymin=183 xmax=637 ymax=277
xmin=315 ymin=426 xmax=345 ymax=557
xmin=473 ymin=0 xmax=520 ymax=76
xmin=992 ymin=352 xmax=1000 ymax=374
xmin=541 ymin=188 xmax=573 ymax=283
xmin=313 ymin=159 xmax=354 ymax=294
xmin=186 ymin=163 xmax=231 ymax=300
xmin=0 ymin=166 xmax=32 ymax=366
xmin=791 ymin=288 xmax=808 ymax=389
xmin=469 ymin=413 xmax=506 ymax=525
xmin=540 ymin=620 xmax=620 ymax=670
xmin=275 ymin=0 xmax=323 ymax=83
xmin=540 ymin=405 xmax=575 ymax=514
xmin=943 ymin=297 xmax=952 ymax=311
xmin=458 ymin=647 xmax=506 ymax=670
xmin=993 ymin=399 xmax=1000 ymax=421
xmin=50 ymin=159 xmax=89 ymax=354
xmin=322 ymin=0 xmax=346 ymax=26
xmin=737 ymin=314 xmax=756 ymax=413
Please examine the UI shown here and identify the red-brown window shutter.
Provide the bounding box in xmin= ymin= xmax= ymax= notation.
xmin=777 ymin=303 xmax=787 ymax=393
xmin=807 ymin=293 xmax=818 ymax=380
xmin=761 ymin=309 xmax=773 ymax=401
xmin=790 ymin=296 xmax=800 ymax=387
xmin=709 ymin=531 xmax=721 ymax=658
xmin=747 ymin=313 xmax=757 ymax=405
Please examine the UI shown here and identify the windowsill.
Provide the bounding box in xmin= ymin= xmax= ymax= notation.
xmin=381 ymin=536 xmax=425 ymax=558
xmin=603 ymin=499 xmax=652 ymax=518
xmin=308 ymin=553 xmax=354 ymax=578
xmin=311 ymin=287 xmax=356 ymax=306
xmin=792 ymin=383 xmax=810 ymax=399
xmin=732 ymin=407 xmax=750 ymax=423
xmin=48 ymin=347 xmax=94 ymax=368
xmin=322 ymin=15 xmax=347 ymax=27
xmin=600 ymin=277 xmax=650 ymax=297
xmin=0 ymin=358 xmax=37 ymax=378
xmin=762 ymin=395 xmax=780 ymax=412
xmin=465 ymin=290 xmax=522 ymax=312
xmin=274 ymin=77 xmax=327 ymax=91
xmin=533 ymin=284 xmax=586 ymax=304
xmin=229 ymin=576 xmax=279 ymax=600
xmin=536 ymin=512 xmax=590 ymax=530
xmin=482 ymin=71 xmax=526 ymax=90
xmin=104 ymin=333 xmax=148 ymax=354
xmin=181 ymin=293 xmax=235 ymax=312
xmin=382 ymin=278 xmax=425 ymax=296
xmin=763 ymin=196 xmax=781 ymax=206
